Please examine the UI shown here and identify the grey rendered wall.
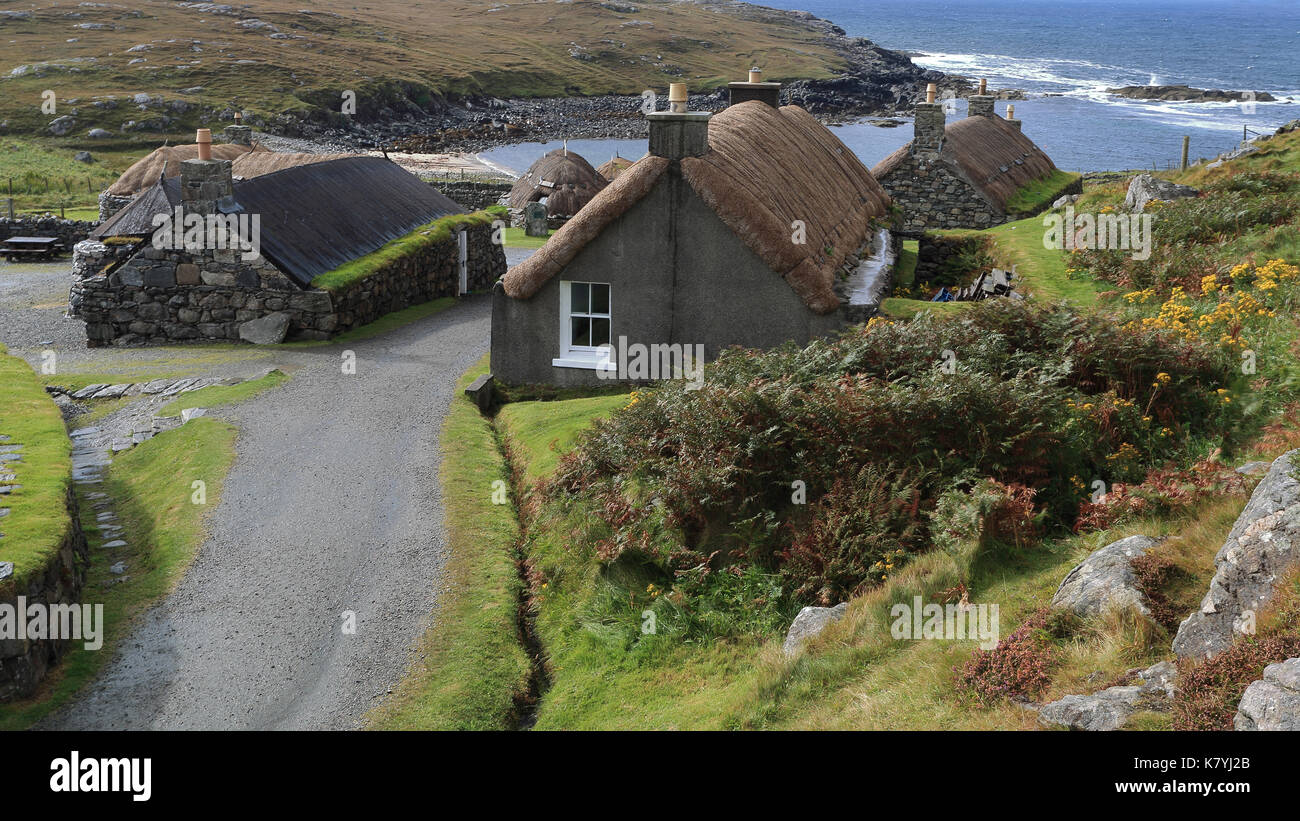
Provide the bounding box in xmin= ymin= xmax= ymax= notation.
xmin=491 ymin=166 xmax=845 ymax=386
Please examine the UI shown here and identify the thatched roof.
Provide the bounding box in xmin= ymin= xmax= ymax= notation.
xmin=105 ymin=142 xmax=269 ymax=196
xmin=94 ymin=157 xmax=465 ymax=287
xmin=873 ymin=115 xmax=1058 ymax=212
xmin=506 ymin=147 xmax=607 ymax=217
xmin=503 ymin=102 xmax=891 ymax=315
xmin=231 ymin=152 xmax=359 ymax=179
xmin=595 ymin=156 xmax=634 ymax=181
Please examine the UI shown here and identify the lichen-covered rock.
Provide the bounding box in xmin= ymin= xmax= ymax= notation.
xmin=1234 ymin=658 xmax=1300 ymax=731
xmin=1051 ymin=535 xmax=1158 ymax=619
xmin=783 ymin=602 xmax=848 ymax=656
xmin=238 ymin=311 xmax=290 ymax=345
xmin=1037 ymin=661 xmax=1176 ymax=731
xmin=1124 ymin=174 xmax=1199 ymax=213
xmin=1173 ymin=450 xmax=1300 ymax=660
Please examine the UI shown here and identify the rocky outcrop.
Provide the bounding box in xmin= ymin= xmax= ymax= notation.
xmin=1107 ymin=85 xmax=1277 ymax=103
xmin=1173 ymin=450 xmax=1300 ymax=660
xmin=1124 ymin=174 xmax=1199 ymax=213
xmin=1037 ymin=661 xmax=1176 ymax=731
xmin=1234 ymin=658 xmax=1300 ymax=731
xmin=1051 ymin=535 xmax=1158 ymax=619
xmin=783 ymin=602 xmax=848 ymax=656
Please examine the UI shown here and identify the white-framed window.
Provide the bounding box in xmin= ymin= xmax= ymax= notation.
xmin=552 ymin=280 xmax=614 ymax=370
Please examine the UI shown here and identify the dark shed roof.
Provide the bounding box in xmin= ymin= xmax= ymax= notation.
xmin=94 ymin=156 xmax=466 ymax=287
xmin=234 ymin=156 xmax=464 ymax=285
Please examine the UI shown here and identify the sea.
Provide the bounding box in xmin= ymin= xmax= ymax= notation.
xmin=480 ymin=0 xmax=1299 ymax=175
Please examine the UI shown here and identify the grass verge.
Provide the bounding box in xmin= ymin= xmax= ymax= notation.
xmin=366 ymin=355 xmax=531 ymax=730
xmin=0 ymin=418 xmax=236 ymax=729
xmin=0 ymin=344 xmax=73 ymax=592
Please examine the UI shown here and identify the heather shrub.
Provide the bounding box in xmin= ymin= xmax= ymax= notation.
xmin=957 ymin=606 xmax=1059 ymax=706
xmin=548 ymin=301 xmax=1237 ymax=607
xmin=1074 ymin=458 xmax=1250 ymax=533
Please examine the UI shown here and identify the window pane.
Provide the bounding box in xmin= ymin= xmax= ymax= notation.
xmin=571 ymin=282 xmax=589 ymax=314
xmin=591 ymin=317 xmax=610 ymax=347
xmin=570 ymin=316 xmax=591 ymax=347
xmin=591 ymin=284 xmax=610 ymax=315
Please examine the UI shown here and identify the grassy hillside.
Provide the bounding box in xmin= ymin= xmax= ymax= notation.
xmin=0 ymin=0 xmax=848 ymax=140
xmin=428 ymin=126 xmax=1300 ymax=731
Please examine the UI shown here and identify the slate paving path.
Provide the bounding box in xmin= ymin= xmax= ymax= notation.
xmin=41 ymin=296 xmax=493 ymax=730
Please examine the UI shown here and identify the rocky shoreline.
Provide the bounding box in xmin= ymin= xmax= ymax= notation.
xmin=258 ymin=6 xmax=976 ymax=155
xmin=1107 ymin=84 xmax=1280 ymax=103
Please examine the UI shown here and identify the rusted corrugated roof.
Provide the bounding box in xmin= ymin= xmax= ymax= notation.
xmin=93 ymin=156 xmax=467 ymax=287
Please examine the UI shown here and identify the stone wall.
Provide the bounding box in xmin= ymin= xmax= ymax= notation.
xmin=329 ymin=220 xmax=504 ymax=333
xmin=0 ymin=486 xmax=90 ymax=702
xmin=878 ymin=155 xmax=1001 ymax=236
xmin=0 ymin=216 xmax=97 ymax=248
xmin=73 ymin=220 xmax=506 ymax=346
xmin=915 ymin=232 xmax=993 ymax=286
xmin=98 ymin=191 xmax=133 ymax=222
xmin=430 ymin=180 xmax=512 ymax=212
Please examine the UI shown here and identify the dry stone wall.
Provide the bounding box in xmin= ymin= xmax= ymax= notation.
xmin=73 ymin=220 xmax=506 ymax=346
xmin=0 ymin=485 xmax=89 ymax=702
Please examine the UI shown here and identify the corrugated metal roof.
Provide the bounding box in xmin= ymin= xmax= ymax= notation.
xmin=93 ymin=156 xmax=468 ymax=288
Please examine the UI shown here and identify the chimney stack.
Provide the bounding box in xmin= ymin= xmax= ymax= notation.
xmin=225 ymin=110 xmax=252 ymax=146
xmin=912 ymin=84 xmax=945 ymax=156
xmin=181 ymin=129 xmax=234 ymax=217
xmin=647 ymin=85 xmax=710 ymax=160
xmin=1005 ymin=103 xmax=1021 ymax=131
xmin=967 ymin=77 xmax=995 ymax=118
xmin=727 ymin=67 xmax=782 ymax=108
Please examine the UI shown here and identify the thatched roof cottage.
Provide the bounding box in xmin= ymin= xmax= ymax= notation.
xmin=595 ymin=155 xmax=634 ymax=181
xmin=491 ymin=78 xmax=894 ymax=387
xmin=75 ymin=132 xmax=505 ymax=347
xmin=873 ymin=82 xmax=1080 ymax=235
xmin=505 ymin=146 xmax=608 ymax=226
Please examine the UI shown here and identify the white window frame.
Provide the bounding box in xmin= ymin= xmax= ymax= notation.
xmin=552 ymin=280 xmax=615 ymax=371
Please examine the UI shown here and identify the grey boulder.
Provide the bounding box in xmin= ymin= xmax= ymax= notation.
xmin=1235 ymin=658 xmax=1300 ymax=731
xmin=238 ymin=312 xmax=290 ymax=345
xmin=1051 ymin=535 xmax=1158 ymax=619
xmin=1173 ymin=450 xmax=1300 ymax=659
xmin=783 ymin=602 xmax=849 ymax=657
xmin=1037 ymin=661 xmax=1177 ymax=731
xmin=1124 ymin=174 xmax=1199 ymax=213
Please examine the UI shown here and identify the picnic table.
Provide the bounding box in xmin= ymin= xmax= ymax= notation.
xmin=2 ymin=236 xmax=65 ymax=262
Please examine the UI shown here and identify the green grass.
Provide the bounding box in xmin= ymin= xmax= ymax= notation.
xmin=0 ymin=418 xmax=237 ymax=729
xmin=1005 ymin=169 xmax=1083 ymax=216
xmin=0 ymin=136 xmax=121 ymax=212
xmin=366 ymin=355 xmax=531 ymax=730
xmin=310 ymin=207 xmax=506 ymax=293
xmin=502 ymin=227 xmax=550 ymax=251
xmin=942 ymin=217 xmax=1104 ymax=306
xmin=0 ymin=344 xmax=73 ymax=592
xmin=894 ymin=238 xmax=918 ymax=286
xmin=156 ymin=369 xmax=289 ymax=417
xmin=496 ymin=394 xmax=627 ymax=484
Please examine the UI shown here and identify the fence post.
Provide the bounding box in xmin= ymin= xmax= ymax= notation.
xmin=1180 ymin=135 xmax=1189 ymax=171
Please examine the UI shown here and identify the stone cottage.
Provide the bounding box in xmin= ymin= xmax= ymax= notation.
xmin=73 ymin=132 xmax=506 ymax=346
xmin=872 ymin=82 xmax=1080 ymax=235
xmin=505 ymin=146 xmax=608 ymax=229
xmin=491 ymin=80 xmax=894 ymax=387
xmin=97 ymin=121 xmax=267 ymax=221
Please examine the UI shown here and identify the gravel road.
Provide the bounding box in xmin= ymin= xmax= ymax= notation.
xmin=38 ymin=295 xmax=494 ymax=730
